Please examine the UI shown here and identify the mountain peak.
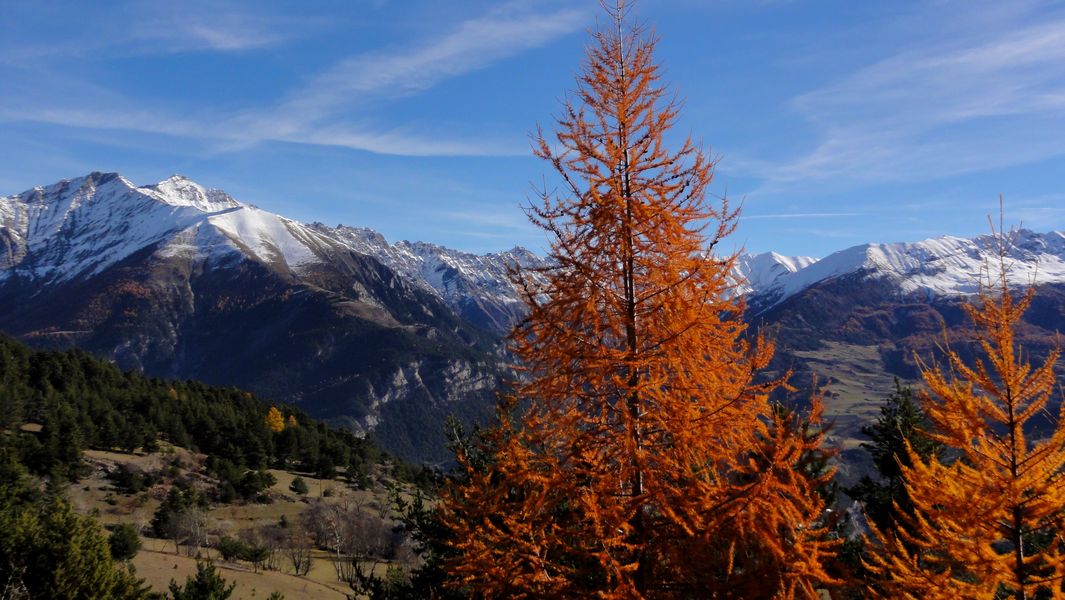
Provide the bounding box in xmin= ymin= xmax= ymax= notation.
xmin=142 ymin=174 xmax=241 ymax=213
xmin=731 ymin=251 xmax=818 ymax=297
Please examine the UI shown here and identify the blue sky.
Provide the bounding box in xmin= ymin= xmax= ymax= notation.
xmin=1 ymin=0 xmax=1063 ymax=258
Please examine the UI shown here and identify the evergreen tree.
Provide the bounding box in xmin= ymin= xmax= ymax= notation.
xmin=289 ymin=476 xmax=309 ymax=495
xmin=0 ymin=497 xmax=150 ymax=599
xmin=0 ymin=331 xmax=404 ymax=502
xmin=108 ymin=523 xmax=143 ymax=562
xmin=167 ymin=561 xmax=236 ymax=600
xmin=847 ymin=379 xmax=941 ymax=532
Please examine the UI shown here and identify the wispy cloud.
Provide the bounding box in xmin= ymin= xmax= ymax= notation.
xmin=0 ymin=2 xmax=585 ymax=157
xmin=238 ymin=2 xmax=587 ymax=154
xmin=129 ymin=6 xmax=295 ymax=53
xmin=0 ymin=1 xmax=307 ymax=62
xmin=1013 ymin=196 xmax=1065 ymax=230
xmin=436 ymin=208 xmax=535 ymax=231
xmin=763 ymin=5 xmax=1065 ymax=186
xmin=277 ymin=3 xmax=586 ymax=120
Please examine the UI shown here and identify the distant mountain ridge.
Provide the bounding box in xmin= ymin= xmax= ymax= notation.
xmin=730 ymin=252 xmax=818 ymax=298
xmin=742 ymin=230 xmax=1065 ymax=312
xmin=0 ymin=173 xmax=545 ymax=336
xmin=7 ymin=172 xmax=1060 ymax=331
xmin=0 ymin=173 xmax=335 ymax=284
xmin=4 ymin=171 xmax=1065 ymax=466
xmin=311 ymin=224 xmax=546 ymax=334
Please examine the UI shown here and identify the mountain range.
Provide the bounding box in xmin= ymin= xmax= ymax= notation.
xmin=3 ymin=172 xmax=1064 ymax=466
xmin=0 ymin=172 xmax=521 ymax=461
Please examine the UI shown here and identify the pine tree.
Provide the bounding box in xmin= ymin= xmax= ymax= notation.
xmin=108 ymin=523 xmax=142 ymax=562
xmin=442 ymin=3 xmax=836 ymax=597
xmin=168 ymin=561 xmax=236 ymax=600
xmin=847 ymin=380 xmax=941 ymax=532
xmin=0 ymin=497 xmax=150 ymax=599
xmin=864 ymin=230 xmax=1065 ymax=599
xmin=290 ymin=476 xmax=309 ymax=496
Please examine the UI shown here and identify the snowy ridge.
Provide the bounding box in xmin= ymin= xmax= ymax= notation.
xmin=731 ymin=252 xmax=818 ymax=297
xmin=143 ymin=175 xmax=241 ymax=212
xmin=751 ymin=230 xmax=1065 ymax=310
xmin=0 ymin=172 xmax=342 ymax=283
xmin=5 ymin=172 xmax=1065 ymax=322
xmin=0 ymin=173 xmax=547 ymax=330
xmin=314 ymin=224 xmax=546 ymax=308
xmin=208 ymin=207 xmax=324 ymax=270
xmin=0 ymin=173 xmax=220 ymax=282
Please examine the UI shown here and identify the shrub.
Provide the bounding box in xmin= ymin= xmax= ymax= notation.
xmin=108 ymin=523 xmax=142 ymax=561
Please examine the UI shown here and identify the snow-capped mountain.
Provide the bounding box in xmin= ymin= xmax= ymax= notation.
xmin=739 ymin=232 xmax=1065 ymax=485
xmin=731 ymin=252 xmax=818 ymax=297
xmin=0 ymin=173 xmax=339 ymax=284
xmin=11 ymin=171 xmax=1058 ymax=332
xmin=0 ymin=172 xmax=542 ymax=335
xmin=4 ymin=171 xmax=1064 ymax=464
xmin=0 ymin=172 xmax=509 ymax=462
xmin=744 ymin=230 xmax=1065 ymax=312
xmin=312 ymin=224 xmax=546 ymax=334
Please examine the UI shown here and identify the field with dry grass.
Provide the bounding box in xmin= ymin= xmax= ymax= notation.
xmin=790 ymin=341 xmax=915 ymax=486
xmin=70 ymin=446 xmax=419 ymax=599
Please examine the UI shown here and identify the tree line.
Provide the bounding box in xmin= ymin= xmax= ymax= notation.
xmin=0 ymin=331 xmax=438 ymax=490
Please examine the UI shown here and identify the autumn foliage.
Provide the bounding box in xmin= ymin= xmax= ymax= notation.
xmin=864 ymin=234 xmax=1065 ymax=599
xmin=265 ymin=406 xmax=285 ymax=433
xmin=441 ymin=4 xmax=835 ymax=598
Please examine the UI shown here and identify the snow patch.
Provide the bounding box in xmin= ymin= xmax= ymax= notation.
xmin=317 ymin=224 xmax=547 ymax=307
xmin=207 ymin=207 xmax=320 ymax=270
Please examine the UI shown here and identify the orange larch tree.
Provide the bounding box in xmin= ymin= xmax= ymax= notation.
xmin=864 ymin=231 xmax=1065 ymax=599
xmin=441 ymin=3 xmax=837 ymax=598
xmin=265 ymin=406 xmax=285 ymax=433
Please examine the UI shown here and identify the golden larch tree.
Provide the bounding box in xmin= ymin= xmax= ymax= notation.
xmin=442 ymin=3 xmax=837 ymax=598
xmin=865 ymin=231 xmax=1065 ymax=599
xmin=265 ymin=406 xmax=285 ymax=433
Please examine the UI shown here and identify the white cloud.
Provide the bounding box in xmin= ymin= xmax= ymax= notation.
xmin=131 ymin=13 xmax=290 ymax=53
xmin=0 ymin=1 xmax=306 ymax=62
xmin=0 ymin=2 xmax=585 ymax=157
xmin=765 ymin=8 xmax=1065 ymax=185
xmin=1012 ymin=196 xmax=1065 ymax=230
xmin=272 ymin=2 xmax=586 ymax=131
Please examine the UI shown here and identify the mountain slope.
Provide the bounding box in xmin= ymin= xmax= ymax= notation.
xmin=314 ymin=224 xmax=546 ymax=334
xmin=749 ymin=267 xmax=1065 ymax=486
xmin=0 ymin=172 xmax=507 ymax=462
